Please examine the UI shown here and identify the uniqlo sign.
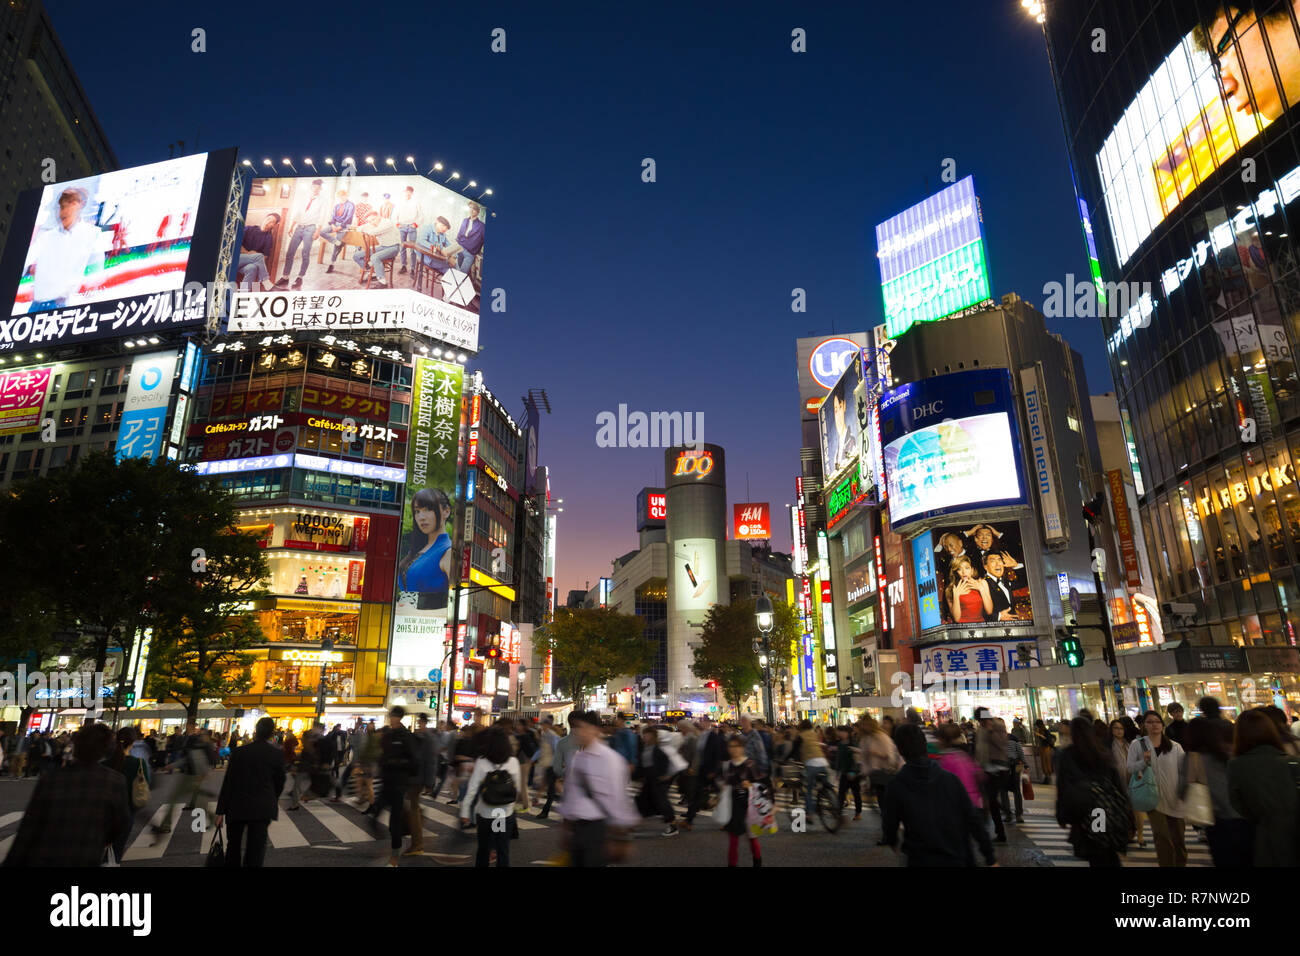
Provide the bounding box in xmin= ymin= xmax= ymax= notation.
xmin=733 ymin=502 xmax=770 ymax=539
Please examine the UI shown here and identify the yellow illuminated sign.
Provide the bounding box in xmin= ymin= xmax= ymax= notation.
xmin=468 ymin=567 xmax=516 ymax=601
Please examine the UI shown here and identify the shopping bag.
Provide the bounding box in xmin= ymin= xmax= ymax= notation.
xmin=1129 ymin=740 xmax=1159 ymax=814
xmin=1021 ymin=772 xmax=1034 ymax=801
xmin=205 ymin=824 xmax=225 ymax=867
xmin=713 ymin=784 xmax=732 ymax=828
xmin=747 ymin=784 xmax=777 ymax=836
xmin=1184 ymin=753 xmax=1214 ymax=827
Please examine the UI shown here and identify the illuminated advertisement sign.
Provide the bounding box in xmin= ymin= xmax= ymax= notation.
xmin=912 ymin=534 xmax=942 ymax=631
xmin=854 ymin=363 xmax=881 ymax=498
xmin=1 ymin=152 xmax=235 ymax=347
xmin=673 ymin=537 xmax=718 ymax=612
xmin=919 ymin=641 xmax=1033 ymax=675
xmin=230 ymin=174 xmax=485 ymax=350
xmin=820 ymin=575 xmax=838 ymax=690
xmin=875 ymin=176 xmax=991 ymax=338
xmin=671 ymin=449 xmax=714 ymax=479
xmin=637 ymin=487 xmax=667 ymax=531
xmin=912 ymin=520 xmax=1034 ymax=632
xmin=117 ymin=350 xmax=179 ymax=462
xmin=826 ymin=470 xmax=866 ymax=531
xmin=797 ymin=333 xmax=870 ymax=419
xmin=390 ymin=358 xmax=463 ymax=674
xmin=818 ymin=350 xmax=862 ymax=489
xmin=1095 ymin=24 xmax=1288 ymax=268
xmin=1020 ymin=365 xmax=1065 ymax=543
xmin=879 ymin=368 xmax=1026 ymax=528
xmin=1107 ymin=469 xmax=1143 ymax=590
xmin=732 ymin=502 xmax=770 ymax=539
xmin=0 ymin=365 xmax=52 ymax=436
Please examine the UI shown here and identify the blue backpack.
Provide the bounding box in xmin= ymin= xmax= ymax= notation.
xmin=1128 ymin=738 xmax=1159 ymax=813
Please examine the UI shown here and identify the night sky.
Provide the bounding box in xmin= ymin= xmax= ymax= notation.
xmin=47 ymin=0 xmax=1106 ymax=597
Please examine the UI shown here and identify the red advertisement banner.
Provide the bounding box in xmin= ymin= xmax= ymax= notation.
xmin=1107 ymin=469 xmax=1143 ymax=589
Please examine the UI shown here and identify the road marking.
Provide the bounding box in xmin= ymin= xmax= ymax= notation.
xmin=0 ymin=811 xmax=23 ymax=829
xmin=267 ymin=809 xmax=310 ymax=848
xmin=122 ymin=805 xmax=184 ymax=861
xmin=304 ymin=801 xmax=371 ymax=844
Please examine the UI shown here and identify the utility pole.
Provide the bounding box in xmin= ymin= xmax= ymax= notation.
xmin=1082 ymin=492 xmax=1123 ymax=719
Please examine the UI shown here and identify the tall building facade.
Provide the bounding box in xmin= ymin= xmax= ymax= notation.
xmin=0 ymin=0 xmax=116 ymax=254
xmin=1042 ymin=0 xmax=1300 ymax=711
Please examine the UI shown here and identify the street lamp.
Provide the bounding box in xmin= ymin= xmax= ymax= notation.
xmin=754 ymin=595 xmax=775 ymax=725
xmin=315 ymin=637 xmax=334 ymax=724
xmin=517 ymin=665 xmax=527 ymax=712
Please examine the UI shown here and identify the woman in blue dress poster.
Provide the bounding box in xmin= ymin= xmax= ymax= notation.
xmin=398 ymin=487 xmax=453 ymax=611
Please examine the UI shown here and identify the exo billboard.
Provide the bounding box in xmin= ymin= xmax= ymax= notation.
xmin=0 ymin=151 xmax=237 ymax=348
xmin=879 ymin=368 xmax=1026 ymax=529
xmin=875 ymin=176 xmax=991 ymax=338
xmin=229 ymin=175 xmax=484 ymax=350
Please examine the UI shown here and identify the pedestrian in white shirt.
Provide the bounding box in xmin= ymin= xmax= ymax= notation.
xmin=460 ymin=726 xmax=522 ymax=868
xmin=26 ymin=186 xmax=104 ymax=311
xmin=1127 ymin=710 xmax=1187 ymax=867
xmin=559 ymin=711 xmax=639 ymax=866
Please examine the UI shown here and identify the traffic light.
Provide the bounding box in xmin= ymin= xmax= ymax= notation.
xmin=706 ymin=681 xmax=718 ymax=689
xmin=123 ymin=691 xmax=136 ymax=709
xmin=1082 ymin=492 xmax=1106 ymax=524
xmin=1058 ymin=632 xmax=1084 ymax=667
xmin=486 ymin=644 xmax=500 ymax=661
xmin=1015 ymin=644 xmax=1032 ymax=665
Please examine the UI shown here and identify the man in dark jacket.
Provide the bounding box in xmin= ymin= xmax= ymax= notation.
xmin=215 ymin=717 xmax=286 ymax=867
xmin=882 ymin=724 xmax=996 ymax=867
xmin=3 ymin=723 xmax=129 ymax=867
xmin=378 ymin=706 xmax=418 ymax=866
xmin=634 ymin=727 xmax=678 ymax=835
xmin=683 ymin=717 xmax=726 ymax=829
xmin=1165 ymin=703 xmax=1187 ymax=748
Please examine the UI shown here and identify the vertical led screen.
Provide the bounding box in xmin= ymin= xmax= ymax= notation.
xmin=390 ymin=358 xmax=463 ymax=672
xmin=229 ymin=174 xmax=484 ymax=350
xmin=875 ymin=176 xmax=991 ymax=338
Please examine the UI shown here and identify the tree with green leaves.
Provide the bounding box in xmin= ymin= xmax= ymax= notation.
xmin=533 ymin=606 xmax=655 ymax=708
xmin=690 ymin=598 xmax=799 ymax=715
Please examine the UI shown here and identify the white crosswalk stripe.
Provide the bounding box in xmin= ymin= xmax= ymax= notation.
xmin=1014 ymin=809 xmax=1213 ymax=867
xmin=122 ymin=805 xmax=186 ymax=861
xmin=303 ymin=801 xmax=372 ymax=844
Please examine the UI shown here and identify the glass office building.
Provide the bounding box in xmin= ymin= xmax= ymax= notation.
xmin=1043 ymin=0 xmax=1300 ymax=665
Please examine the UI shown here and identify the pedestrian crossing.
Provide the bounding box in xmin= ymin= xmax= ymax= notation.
xmin=1013 ymin=790 xmax=1212 ymax=868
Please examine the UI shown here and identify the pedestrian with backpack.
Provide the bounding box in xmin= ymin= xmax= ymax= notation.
xmin=1128 ymin=710 xmax=1187 ymax=867
xmin=460 ymin=726 xmax=522 ymax=867
xmin=1056 ymin=716 xmax=1133 ymax=866
xmin=377 ymin=706 xmax=419 ymax=867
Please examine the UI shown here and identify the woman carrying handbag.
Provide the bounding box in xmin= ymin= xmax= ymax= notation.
xmin=1127 ymin=710 xmax=1186 ymax=867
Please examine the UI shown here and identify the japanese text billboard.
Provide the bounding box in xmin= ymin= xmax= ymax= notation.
xmin=880 ymin=368 xmax=1026 ymax=529
xmin=875 ymin=176 xmax=990 ymax=338
xmin=390 ymin=358 xmax=463 ymax=674
xmin=229 ymin=175 xmax=484 ymax=350
xmin=912 ymin=520 xmax=1034 ymax=632
xmin=117 ymin=350 xmax=179 ymax=462
xmin=0 ymin=366 xmax=52 ymax=436
xmin=0 ymin=151 xmax=236 ymax=348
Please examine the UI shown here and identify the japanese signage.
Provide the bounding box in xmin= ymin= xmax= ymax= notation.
xmin=1107 ymin=469 xmax=1143 ymax=590
xmin=208 ymin=388 xmax=286 ymax=420
xmin=300 ymin=386 xmax=389 ymax=422
xmin=2 ymin=153 xmax=229 ymax=348
xmin=919 ymin=641 xmax=1033 ymax=676
xmin=117 ymin=350 xmax=178 ymax=462
xmin=0 ymin=366 xmax=52 ymax=436
xmin=732 ymin=502 xmax=770 ymax=539
xmin=390 ymin=358 xmax=463 ymax=675
xmin=826 ymin=470 xmax=866 ymax=531
xmin=1020 ymin=365 xmax=1066 ymax=543
xmin=876 ymin=176 xmax=991 ymax=337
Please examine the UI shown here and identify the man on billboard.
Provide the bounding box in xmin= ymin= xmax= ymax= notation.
xmin=24 ymin=187 xmax=104 ymax=313
xmin=982 ymin=552 xmax=1019 ymax=622
xmin=395 ymin=185 xmax=422 ymax=274
xmin=1198 ymin=2 xmax=1300 ymax=125
xmin=319 ymin=189 xmax=356 ymax=272
xmin=454 ymin=201 xmax=485 ymax=277
xmin=416 ymin=217 xmax=455 ymax=277
xmin=238 ymin=212 xmax=279 ymax=291
xmin=934 ymin=532 xmax=969 ymax=591
xmin=274 ymin=179 xmax=331 ymax=290
xmin=351 ymin=211 xmax=401 ymax=288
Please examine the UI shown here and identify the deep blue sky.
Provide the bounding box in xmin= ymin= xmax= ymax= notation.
xmin=49 ymin=0 xmax=1108 ymax=597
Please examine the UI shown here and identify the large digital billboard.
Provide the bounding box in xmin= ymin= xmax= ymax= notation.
xmin=913 ymin=520 xmax=1034 ymax=631
xmin=875 ymin=176 xmax=991 ymax=338
xmin=0 ymin=152 xmax=236 ymax=348
xmin=879 ymin=368 xmax=1026 ymax=529
xmin=818 ymin=349 xmax=862 ymax=489
xmin=390 ymin=357 xmax=464 ymax=674
xmin=1095 ymin=17 xmax=1300 ymax=268
xmin=228 ymin=175 xmax=484 ymax=350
